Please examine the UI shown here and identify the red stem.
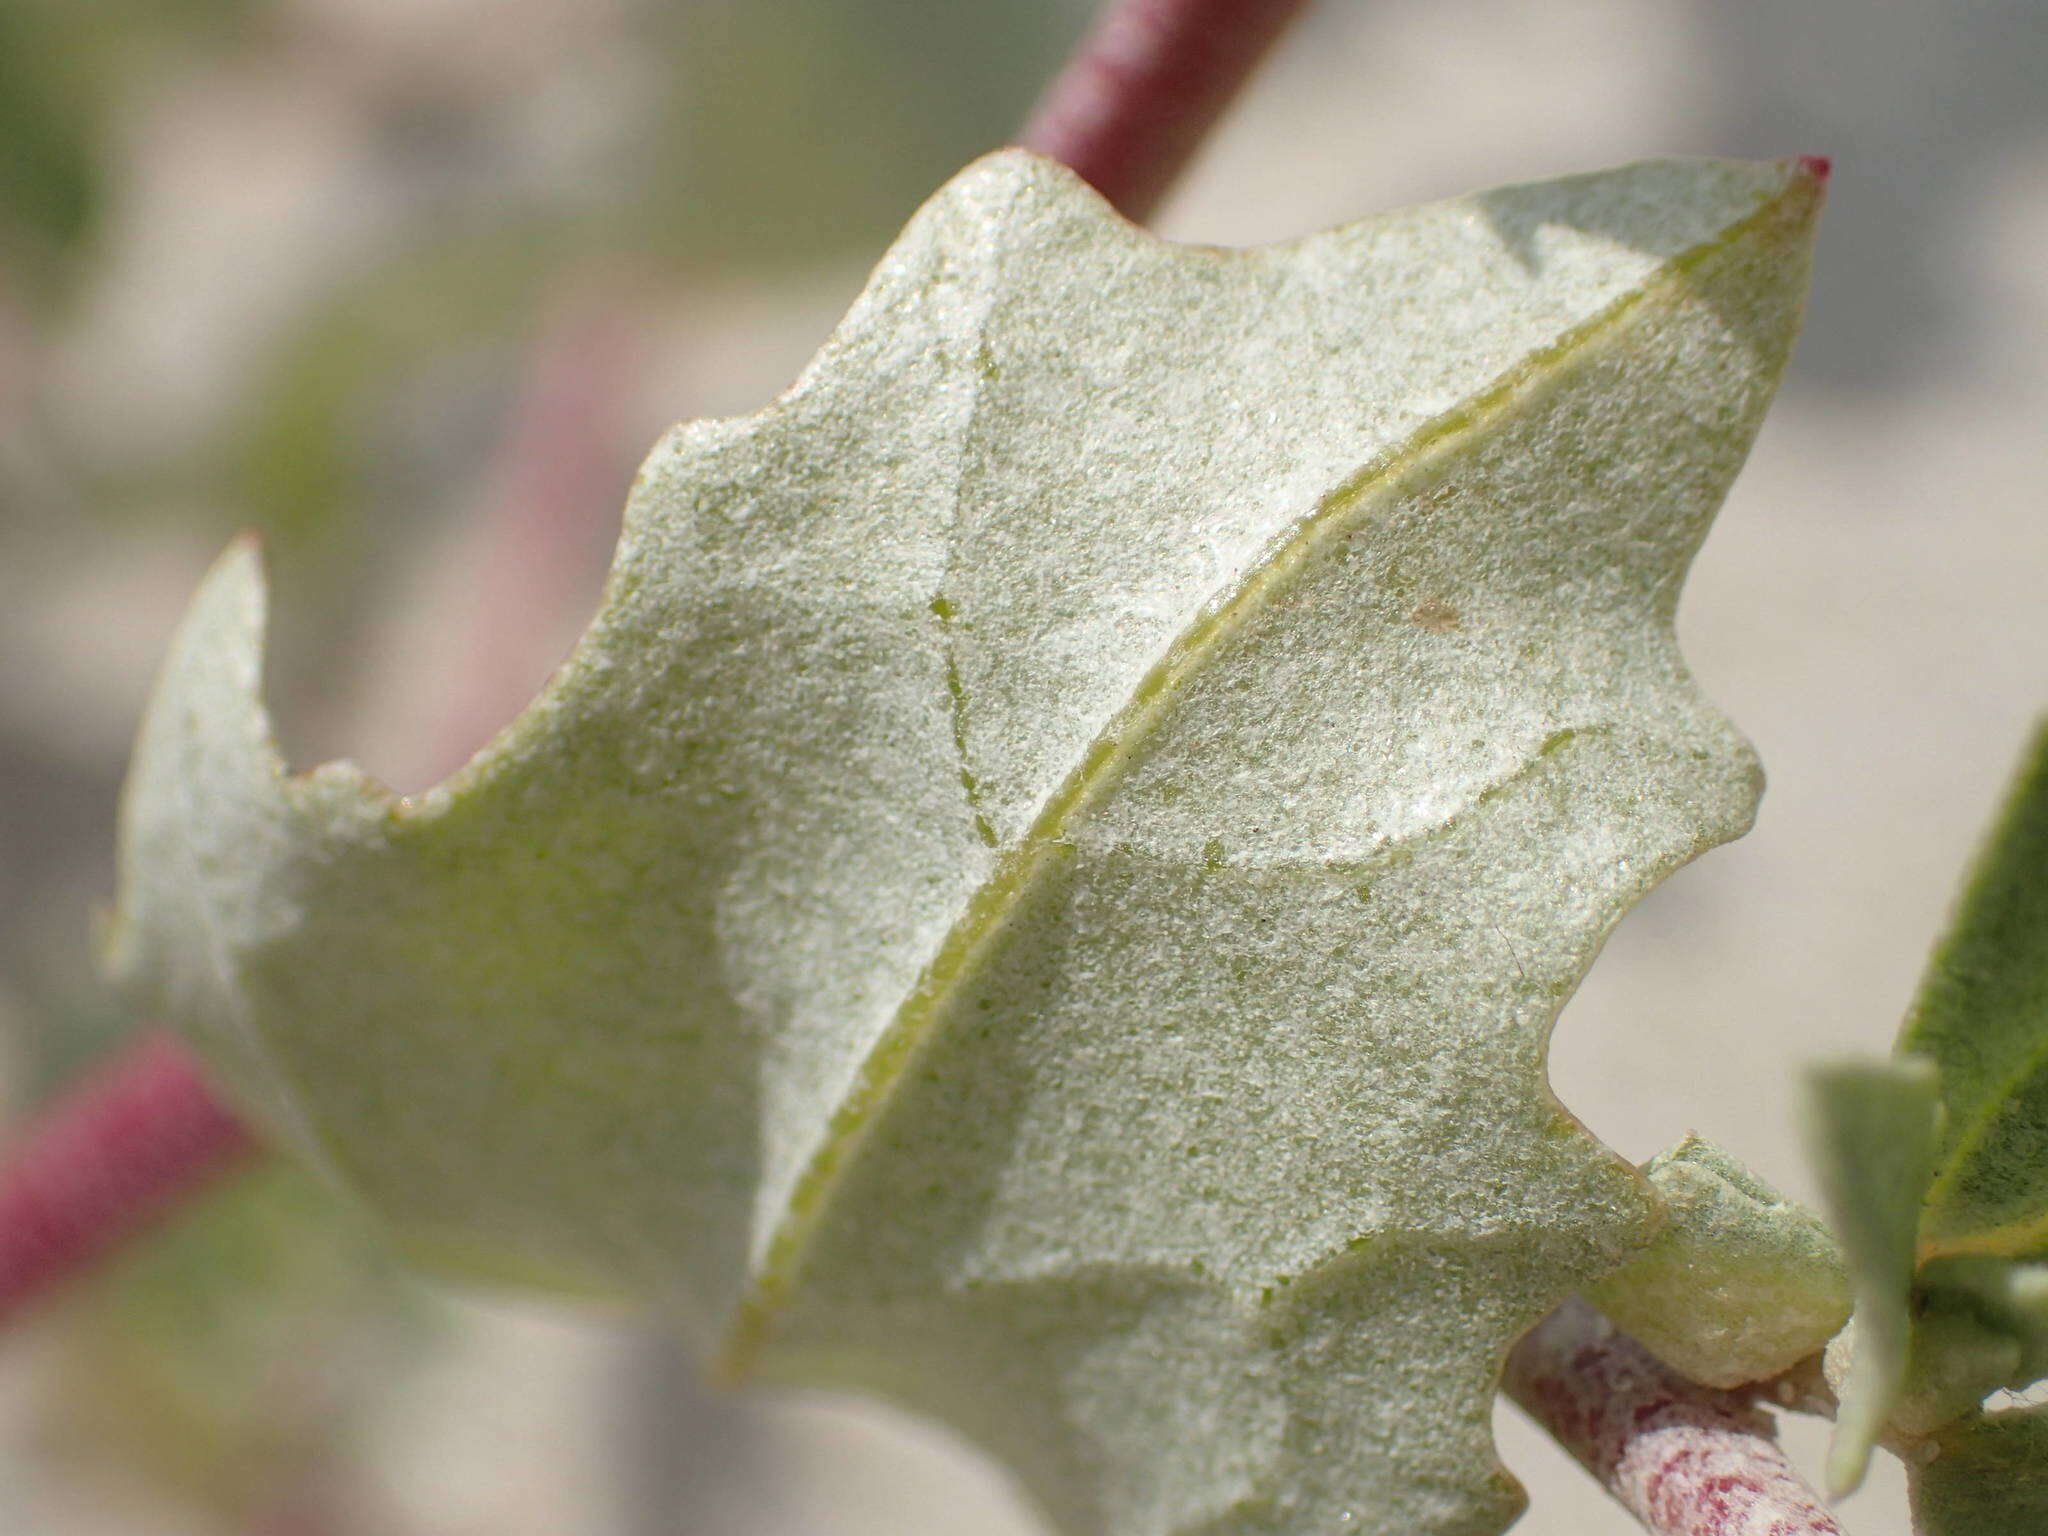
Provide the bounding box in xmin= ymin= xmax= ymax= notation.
xmin=1021 ymin=0 xmax=1315 ymax=221
xmin=0 ymin=1031 xmax=258 ymax=1322
xmin=1504 ymin=1298 xmax=1848 ymax=1536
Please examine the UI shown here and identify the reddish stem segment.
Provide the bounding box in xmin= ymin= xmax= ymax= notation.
xmin=1504 ymin=1298 xmax=1847 ymax=1536
xmin=1021 ymin=0 xmax=1314 ymax=221
xmin=0 ymin=1031 xmax=258 ymax=1321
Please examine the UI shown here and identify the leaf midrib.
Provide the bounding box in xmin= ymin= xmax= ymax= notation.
xmin=1922 ymin=1027 xmax=2048 ymax=1259
xmin=717 ymin=175 xmax=1803 ymax=1375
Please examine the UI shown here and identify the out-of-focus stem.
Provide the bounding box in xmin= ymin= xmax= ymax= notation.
xmin=1504 ymin=1297 xmax=1849 ymax=1536
xmin=0 ymin=1031 xmax=257 ymax=1321
xmin=1021 ymin=0 xmax=1314 ymax=222
xmin=400 ymin=290 xmax=645 ymax=789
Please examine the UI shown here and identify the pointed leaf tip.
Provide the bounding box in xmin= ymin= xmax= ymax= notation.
xmin=1807 ymin=1057 xmax=1942 ymax=1495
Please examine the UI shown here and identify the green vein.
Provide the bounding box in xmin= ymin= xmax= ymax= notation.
xmin=932 ymin=595 xmax=1000 ymax=849
xmin=716 ymin=168 xmax=1814 ymax=1376
xmin=1923 ymin=1029 xmax=2048 ymax=1259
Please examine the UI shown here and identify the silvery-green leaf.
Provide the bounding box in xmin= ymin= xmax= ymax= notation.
xmin=1583 ymin=1135 xmax=1849 ymax=1388
xmin=1900 ymin=719 xmax=2048 ymax=1261
xmin=1808 ymin=1058 xmax=1943 ymax=1495
xmin=108 ymin=153 xmax=1822 ymax=1536
xmin=1908 ymin=1405 xmax=2048 ymax=1536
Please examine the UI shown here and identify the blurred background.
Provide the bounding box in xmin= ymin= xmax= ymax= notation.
xmin=3 ymin=0 xmax=2045 ymax=1531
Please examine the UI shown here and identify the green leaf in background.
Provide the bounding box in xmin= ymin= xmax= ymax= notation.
xmin=50 ymin=1159 xmax=425 ymax=1524
xmin=640 ymin=0 xmax=1075 ymax=268
xmin=1908 ymin=1404 xmax=2048 ymax=1536
xmin=109 ymin=153 xmax=1821 ymax=1536
xmin=1806 ymin=1057 xmax=1942 ymax=1494
xmin=0 ymin=5 xmax=101 ymax=294
xmin=0 ymin=0 xmax=258 ymax=302
xmin=1900 ymin=718 xmax=2048 ymax=1261
xmin=1920 ymin=1254 xmax=2048 ymax=1384
xmin=1583 ymin=1134 xmax=1849 ymax=1388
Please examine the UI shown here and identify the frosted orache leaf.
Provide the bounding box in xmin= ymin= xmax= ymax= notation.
xmin=110 ymin=153 xmax=1822 ymax=1536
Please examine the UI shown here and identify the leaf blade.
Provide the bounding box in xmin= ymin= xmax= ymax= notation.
xmin=754 ymin=161 xmax=1821 ymax=1531
xmin=1909 ymin=1405 xmax=2048 ymax=1536
xmin=1806 ymin=1057 xmax=1943 ymax=1495
xmin=111 ymin=153 xmax=1824 ymax=1535
xmin=1904 ymin=719 xmax=2048 ymax=1257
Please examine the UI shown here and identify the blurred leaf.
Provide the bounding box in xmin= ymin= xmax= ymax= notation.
xmin=0 ymin=6 xmax=105 ymax=295
xmin=52 ymin=1158 xmax=425 ymax=1520
xmin=1921 ymin=1254 xmax=2048 ymax=1384
xmin=1807 ymin=1057 xmax=1942 ymax=1493
xmin=638 ymin=0 xmax=1078 ymax=268
xmin=233 ymin=222 xmax=575 ymax=559
xmin=110 ymin=155 xmax=1820 ymax=1536
xmin=1909 ymin=1405 xmax=2048 ymax=1536
xmin=1887 ymin=1297 xmax=2025 ymax=1437
xmin=1901 ymin=719 xmax=2048 ymax=1261
xmin=0 ymin=0 xmax=261 ymax=301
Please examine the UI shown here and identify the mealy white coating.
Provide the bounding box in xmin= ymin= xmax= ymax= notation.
xmin=109 ymin=151 xmax=1820 ymax=1534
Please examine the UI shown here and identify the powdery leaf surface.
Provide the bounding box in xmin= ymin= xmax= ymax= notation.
xmin=1900 ymin=718 xmax=2048 ymax=1262
xmin=1583 ymin=1135 xmax=1849 ymax=1389
xmin=1909 ymin=1404 xmax=2048 ymax=1536
xmin=110 ymin=153 xmax=1821 ymax=1536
